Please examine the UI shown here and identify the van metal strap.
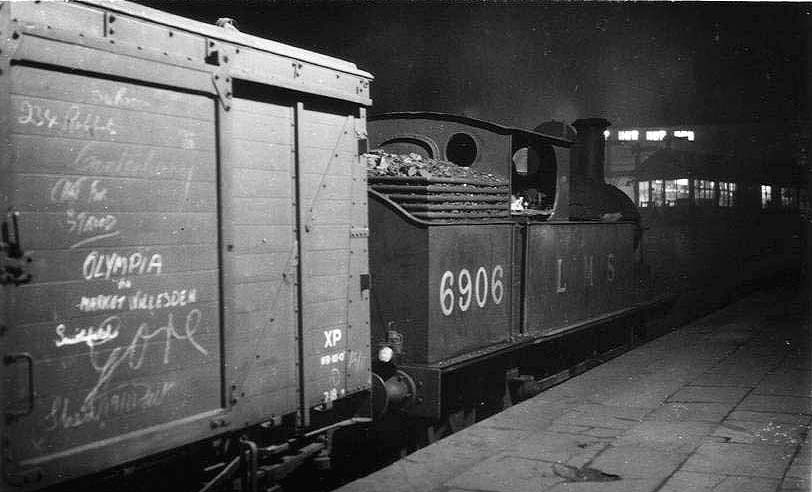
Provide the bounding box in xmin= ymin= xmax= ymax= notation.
xmin=302 ymin=115 xmax=353 ymax=233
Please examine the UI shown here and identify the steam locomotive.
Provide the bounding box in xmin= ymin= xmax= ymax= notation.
xmin=0 ymin=2 xmax=796 ymax=491
xmin=363 ymin=113 xmax=660 ymax=440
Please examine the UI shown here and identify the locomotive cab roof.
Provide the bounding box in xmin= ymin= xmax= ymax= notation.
xmin=370 ymin=112 xmax=573 ymax=148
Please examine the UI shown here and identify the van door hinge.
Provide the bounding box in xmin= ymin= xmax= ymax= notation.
xmin=1 ymin=210 xmax=32 ymax=286
xmin=3 ymin=467 xmax=43 ymax=487
xmin=350 ymin=227 xmax=368 ymax=238
xmin=212 ymin=71 xmax=232 ymax=111
xmin=2 ymin=437 xmax=43 ymax=486
xmin=0 ymin=25 xmax=22 ymax=65
xmin=206 ymin=40 xmax=235 ymax=111
xmin=205 ymin=39 xmax=236 ymax=67
xmin=360 ymin=273 xmax=370 ymax=292
xmin=228 ymin=383 xmax=242 ymax=407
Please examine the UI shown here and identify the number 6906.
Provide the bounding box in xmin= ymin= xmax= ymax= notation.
xmin=439 ymin=265 xmax=504 ymax=316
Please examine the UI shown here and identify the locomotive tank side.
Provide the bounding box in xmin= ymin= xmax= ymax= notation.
xmin=521 ymin=119 xmax=645 ymax=337
xmin=366 ymin=116 xmax=519 ymax=418
xmin=0 ymin=2 xmax=372 ymax=489
xmin=368 ymin=193 xmax=514 ymax=365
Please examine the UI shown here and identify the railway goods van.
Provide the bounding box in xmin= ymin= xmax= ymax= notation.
xmin=0 ymin=1 xmax=373 ymax=489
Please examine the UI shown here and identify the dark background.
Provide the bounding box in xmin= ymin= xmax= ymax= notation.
xmin=145 ymin=1 xmax=809 ymax=131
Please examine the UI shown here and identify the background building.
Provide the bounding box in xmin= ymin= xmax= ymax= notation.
xmin=604 ymin=122 xmax=808 ymax=205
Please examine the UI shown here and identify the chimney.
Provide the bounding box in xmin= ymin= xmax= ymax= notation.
xmin=572 ymin=118 xmax=611 ymax=184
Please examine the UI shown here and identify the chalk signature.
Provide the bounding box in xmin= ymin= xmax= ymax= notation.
xmin=45 ymin=309 xmax=208 ymax=431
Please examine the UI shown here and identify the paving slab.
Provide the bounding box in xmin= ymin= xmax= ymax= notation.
xmin=786 ymin=459 xmax=812 ymax=480
xmin=776 ymin=356 xmax=812 ymax=373
xmin=681 ymin=442 xmax=796 ymax=478
xmin=658 ymin=471 xmax=780 ymax=492
xmin=547 ymin=478 xmax=662 ymax=492
xmin=579 ymin=427 xmax=624 ymax=438
xmin=794 ymin=439 xmax=811 ymax=462
xmin=704 ymin=364 xmax=773 ymax=379
xmin=597 ymin=379 xmax=686 ymax=409
xmin=546 ymin=423 xmax=593 ymax=435
xmin=445 ymin=455 xmax=565 ymax=492
xmin=754 ymin=371 xmax=812 ymax=397
xmin=689 ymin=371 xmax=764 ymax=387
xmin=702 ymin=328 xmax=754 ymax=345
xmin=667 ymin=385 xmax=750 ymax=404
xmin=587 ymin=444 xmax=688 ymax=481
xmin=503 ymin=431 xmax=610 ymax=464
xmin=476 ymin=399 xmax=572 ymax=431
xmin=736 ymin=394 xmax=812 ymax=414
xmin=644 ymin=402 xmax=734 ymax=423
xmin=337 ymin=425 xmax=527 ymax=492
xmin=550 ymin=403 xmax=649 ymax=430
xmin=713 ymin=419 xmax=809 ymax=445
xmin=725 ymin=410 xmax=812 ymax=425
xmin=781 ymin=474 xmax=812 ymax=492
xmin=614 ymin=420 xmax=716 ymax=454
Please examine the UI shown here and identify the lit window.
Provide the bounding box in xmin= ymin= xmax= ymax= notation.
xmin=761 ymin=185 xmax=772 ymax=208
xmin=603 ymin=130 xmax=611 ymax=139
xmin=618 ymin=130 xmax=639 ymax=141
xmin=781 ymin=187 xmax=798 ymax=208
xmin=651 ymin=180 xmax=664 ymax=206
xmin=638 ymin=181 xmax=650 ymax=207
xmin=673 ymin=130 xmax=695 ymax=141
xmin=676 ymin=179 xmax=689 ymax=201
xmin=665 ymin=180 xmax=676 ymax=206
xmin=694 ymin=179 xmax=715 ymax=204
xmin=664 ymin=178 xmax=690 ymax=206
xmin=646 ymin=130 xmax=667 ymax=142
xmin=718 ymin=182 xmax=736 ymax=207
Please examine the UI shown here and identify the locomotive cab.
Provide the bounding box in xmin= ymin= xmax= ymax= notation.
xmin=510 ymin=133 xmax=558 ymax=216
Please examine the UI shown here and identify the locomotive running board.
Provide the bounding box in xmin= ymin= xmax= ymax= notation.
xmin=399 ymin=293 xmax=676 ymax=420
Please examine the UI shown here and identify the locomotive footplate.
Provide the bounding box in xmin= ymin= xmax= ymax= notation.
xmin=395 ymin=293 xmax=676 ymax=420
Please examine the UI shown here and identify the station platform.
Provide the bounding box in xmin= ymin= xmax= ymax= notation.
xmin=337 ymin=284 xmax=810 ymax=492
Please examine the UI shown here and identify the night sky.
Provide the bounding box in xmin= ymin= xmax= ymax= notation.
xmin=146 ymin=1 xmax=809 ymax=131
